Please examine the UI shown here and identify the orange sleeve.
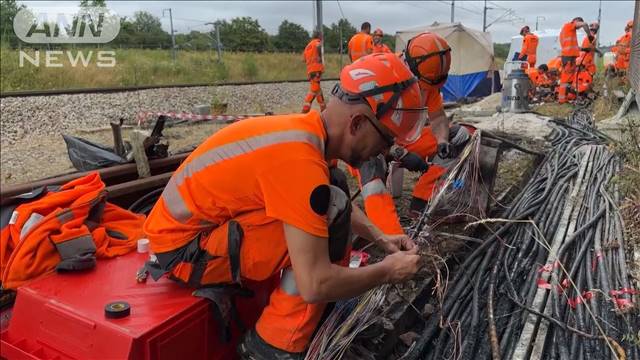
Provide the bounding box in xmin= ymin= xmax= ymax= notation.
xmin=521 ymin=37 xmax=529 ymax=56
xmin=258 ymin=158 xmax=329 ymax=238
xmin=367 ymin=35 xmax=374 ymax=53
xmin=425 ymin=88 xmax=444 ymax=113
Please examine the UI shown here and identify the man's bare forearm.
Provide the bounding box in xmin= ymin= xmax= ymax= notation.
xmin=350 ymin=205 xmax=384 ymax=244
xmin=429 ymin=109 xmax=450 ymax=145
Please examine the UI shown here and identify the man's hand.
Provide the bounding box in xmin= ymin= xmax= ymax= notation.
xmin=399 ymin=152 xmax=429 ymax=172
xmin=380 ymin=247 xmax=421 ymax=283
xmin=377 ymin=233 xmax=416 ymax=253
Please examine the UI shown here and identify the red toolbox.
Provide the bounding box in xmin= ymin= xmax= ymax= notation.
xmin=1 ymin=252 xmax=276 ymax=360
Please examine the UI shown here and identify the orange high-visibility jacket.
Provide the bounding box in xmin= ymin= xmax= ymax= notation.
xmin=616 ymin=32 xmax=632 ymax=59
xmin=578 ymin=34 xmax=596 ymax=66
xmin=303 ymin=38 xmax=324 ymax=74
xmin=559 ymin=21 xmax=580 ymax=57
xmin=144 ymin=112 xmax=330 ymax=255
xmin=372 ymin=43 xmax=392 ymax=54
xmin=348 ymin=32 xmax=374 ymax=61
xmin=520 ymin=33 xmax=539 ymax=59
xmin=1 ymin=173 xmax=144 ymax=289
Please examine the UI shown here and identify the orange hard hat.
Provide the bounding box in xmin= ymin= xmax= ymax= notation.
xmin=334 ymin=53 xmax=426 ymax=145
xmin=373 ymin=28 xmax=384 ymax=37
xmin=404 ymin=32 xmax=452 ymax=90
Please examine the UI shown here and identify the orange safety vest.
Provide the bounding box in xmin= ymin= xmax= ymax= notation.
xmin=1 ymin=172 xmax=144 ymax=290
xmin=521 ymin=33 xmax=539 ymax=57
xmin=616 ymin=32 xmax=632 ymax=59
xmin=372 ymin=43 xmax=391 ymax=54
xmin=303 ymin=38 xmax=324 ymax=74
xmin=559 ymin=21 xmax=580 ymax=57
xmin=578 ymin=34 xmax=596 ymax=65
xmin=144 ymin=112 xmax=329 ymax=255
xmin=348 ymin=32 xmax=373 ymax=61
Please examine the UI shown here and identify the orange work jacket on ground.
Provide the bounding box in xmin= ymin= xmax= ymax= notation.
xmin=144 ymin=111 xmax=330 ymax=255
xmin=527 ymin=68 xmax=550 ymax=87
xmin=303 ymin=38 xmax=324 ymax=74
xmin=1 ymin=172 xmax=144 ymax=290
xmin=560 ymin=21 xmax=580 ymax=57
xmin=348 ymin=32 xmax=373 ymax=61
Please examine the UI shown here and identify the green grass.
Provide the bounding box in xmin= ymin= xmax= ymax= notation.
xmin=0 ymin=48 xmax=348 ymax=92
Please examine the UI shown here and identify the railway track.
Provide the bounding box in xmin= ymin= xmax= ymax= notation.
xmin=0 ymin=77 xmax=338 ymax=98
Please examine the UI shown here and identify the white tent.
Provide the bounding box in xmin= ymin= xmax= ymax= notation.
xmin=395 ymin=22 xmax=500 ymax=101
xmin=506 ymin=29 xmax=587 ymax=70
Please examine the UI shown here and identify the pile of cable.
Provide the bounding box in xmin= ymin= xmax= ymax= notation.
xmin=405 ymin=120 xmax=639 ymax=360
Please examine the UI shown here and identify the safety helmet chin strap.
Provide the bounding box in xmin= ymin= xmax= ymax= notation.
xmin=404 ymin=38 xmax=451 ymax=86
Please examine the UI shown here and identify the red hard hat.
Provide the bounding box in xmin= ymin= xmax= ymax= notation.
xmin=335 ymin=53 xmax=426 ymax=145
xmin=404 ymin=32 xmax=452 ymax=91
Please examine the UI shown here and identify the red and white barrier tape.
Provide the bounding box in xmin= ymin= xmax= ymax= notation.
xmin=136 ymin=111 xmax=254 ymax=126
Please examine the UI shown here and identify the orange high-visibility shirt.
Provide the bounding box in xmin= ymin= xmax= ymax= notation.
xmin=527 ymin=68 xmax=550 ymax=87
xmin=616 ymin=32 xmax=632 ymax=57
xmin=303 ymin=38 xmax=324 ymax=74
xmin=520 ymin=33 xmax=539 ymax=57
xmin=348 ymin=32 xmax=374 ymax=61
xmin=372 ymin=43 xmax=392 ymax=54
xmin=559 ymin=21 xmax=580 ymax=57
xmin=423 ymin=88 xmax=444 ymax=113
xmin=144 ymin=112 xmax=330 ymax=253
xmin=579 ymin=34 xmax=597 ymax=65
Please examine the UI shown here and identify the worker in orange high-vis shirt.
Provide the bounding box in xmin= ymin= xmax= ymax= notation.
xmin=302 ymin=31 xmax=326 ymax=113
xmin=558 ymin=17 xmax=593 ymax=104
xmin=614 ymin=21 xmax=633 ymax=77
xmin=348 ymin=22 xmax=374 ymax=62
xmin=372 ymin=28 xmax=392 ymax=53
xmin=354 ymin=32 xmax=471 ymax=231
xmin=518 ymin=25 xmax=539 ymax=68
xmin=143 ymin=53 xmax=426 ymax=360
xmin=577 ymin=22 xmax=601 ymax=76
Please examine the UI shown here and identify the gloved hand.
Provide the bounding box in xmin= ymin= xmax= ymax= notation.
xmin=437 ymin=142 xmax=452 ymax=159
xmin=399 ymin=152 xmax=429 ymax=172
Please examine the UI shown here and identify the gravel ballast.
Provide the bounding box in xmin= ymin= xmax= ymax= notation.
xmin=1 ymin=81 xmax=336 ymax=185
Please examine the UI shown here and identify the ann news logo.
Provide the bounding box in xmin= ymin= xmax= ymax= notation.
xmin=13 ymin=7 xmax=120 ymax=68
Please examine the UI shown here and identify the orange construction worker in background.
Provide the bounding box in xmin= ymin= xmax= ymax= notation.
xmin=528 ymin=64 xmax=551 ymax=88
xmin=348 ymin=22 xmax=374 ymax=62
xmin=302 ymin=31 xmax=326 ymax=113
xmin=577 ymin=22 xmax=601 ymax=76
xmin=518 ymin=25 xmax=539 ymax=69
xmin=372 ymin=28 xmax=392 ymax=53
xmin=143 ymin=53 xmax=425 ymax=359
xmin=614 ymin=21 xmax=633 ymax=79
xmin=353 ymin=32 xmax=472 ymax=234
xmin=558 ymin=17 xmax=593 ymax=104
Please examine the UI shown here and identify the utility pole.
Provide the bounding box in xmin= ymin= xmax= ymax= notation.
xmin=163 ymin=8 xmax=176 ymax=62
xmin=451 ymin=1 xmax=455 ymax=23
xmin=596 ymin=0 xmax=602 ymax=58
xmin=206 ymin=21 xmax=223 ymax=62
xmin=314 ymin=0 xmax=324 ymax=64
xmin=482 ymin=0 xmax=488 ymax=32
xmin=535 ymin=16 xmax=545 ymax=31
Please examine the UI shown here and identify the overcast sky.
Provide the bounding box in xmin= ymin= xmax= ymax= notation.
xmin=21 ymin=1 xmax=637 ymax=45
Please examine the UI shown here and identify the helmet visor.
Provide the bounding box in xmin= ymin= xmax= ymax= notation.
xmin=386 ymin=107 xmax=428 ymax=145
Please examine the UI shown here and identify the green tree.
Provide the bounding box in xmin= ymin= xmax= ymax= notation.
xmin=131 ymin=11 xmax=170 ymax=48
xmin=323 ymin=18 xmax=357 ymax=53
xmin=272 ymin=20 xmax=309 ymax=52
xmin=79 ymin=0 xmax=106 ymax=8
xmin=218 ymin=17 xmax=270 ymax=52
xmin=1 ymin=0 xmax=26 ymax=47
